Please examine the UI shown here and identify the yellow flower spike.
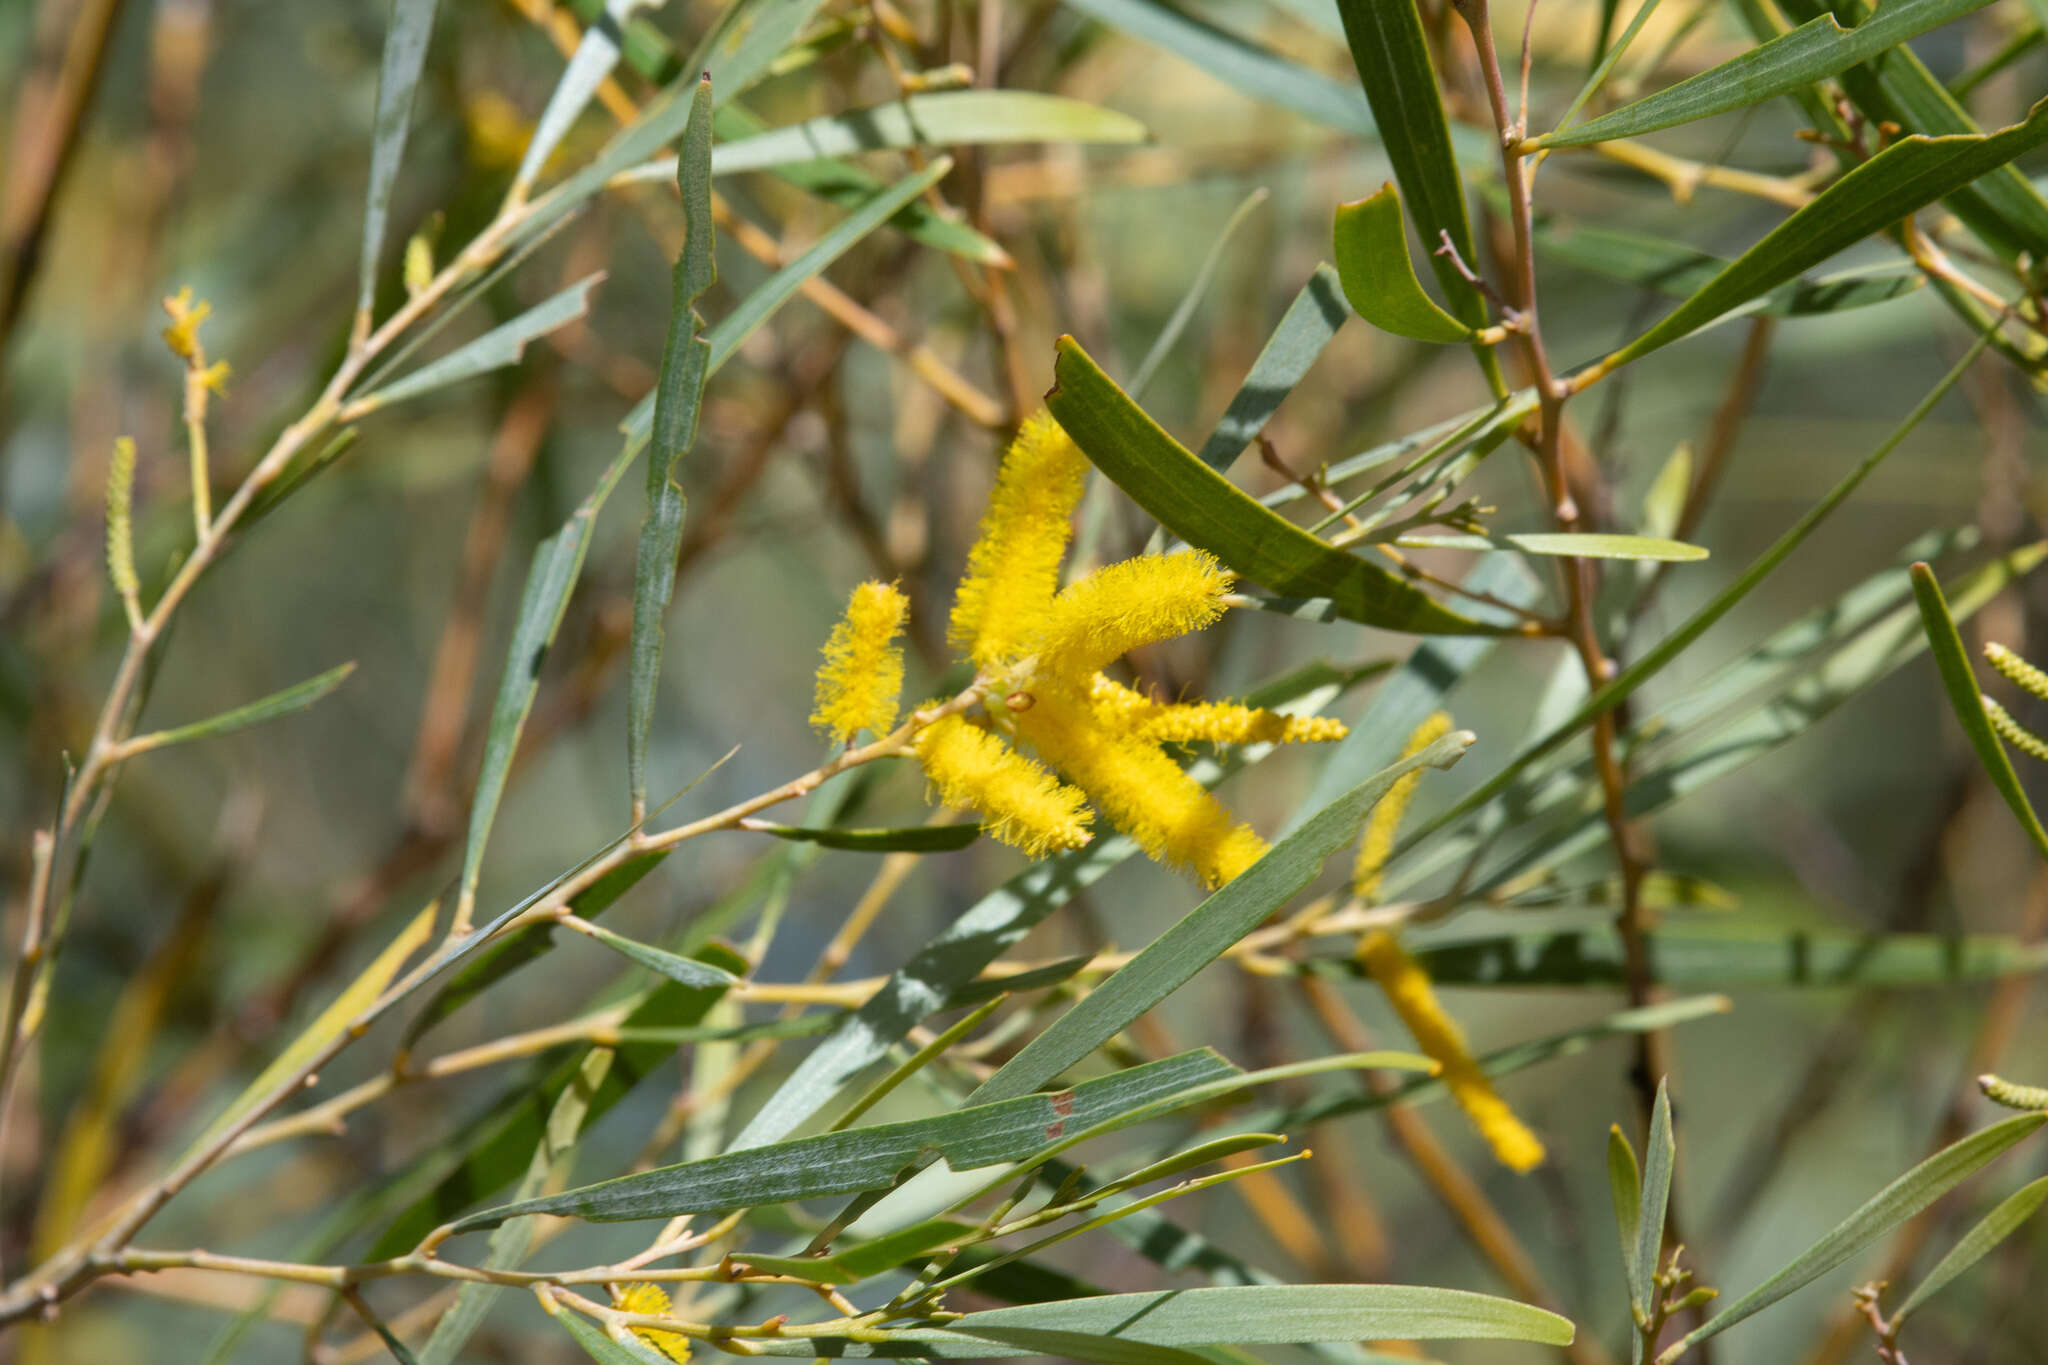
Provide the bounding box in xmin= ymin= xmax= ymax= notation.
xmin=105 ymin=437 xmax=139 ymax=611
xmin=1089 ymin=675 xmax=1348 ymax=746
xmin=1352 ymin=711 xmax=1454 ymax=902
xmin=1037 ymin=551 xmax=1234 ymax=681
xmin=810 ymin=581 xmax=909 ymax=743
xmin=612 ymin=1282 xmax=693 ymax=1362
xmin=1985 ymin=642 xmax=2048 ymax=702
xmin=1018 ymin=686 xmax=1266 ymax=887
xmin=1984 ymin=695 xmax=2048 ymax=763
xmin=1357 ymin=931 xmax=1546 ymax=1173
xmin=1979 ymin=1073 xmax=2048 ymax=1110
xmin=914 ymin=711 xmax=1093 ymax=856
xmin=949 ymin=411 xmax=1090 ymax=668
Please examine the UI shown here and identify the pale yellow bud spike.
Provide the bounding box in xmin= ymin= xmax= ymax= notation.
xmin=948 ymin=411 xmax=1090 ymax=669
xmin=1019 ymin=687 xmax=1266 ymax=887
xmin=1978 ymin=1073 xmax=2048 ymax=1111
xmin=1985 ymin=642 xmax=2048 ymax=702
xmin=1357 ymin=931 xmax=1546 ymax=1173
xmin=1037 ymin=551 xmax=1234 ymax=683
xmin=105 ymin=438 xmax=142 ymax=632
xmin=1353 ymin=712 xmax=1454 ymax=901
xmin=612 ymin=1282 xmax=693 ymax=1362
xmin=1984 ymin=695 xmax=2048 ymax=764
xmin=810 ymin=582 xmax=909 ymax=743
xmin=914 ymin=712 xmax=1092 ymax=857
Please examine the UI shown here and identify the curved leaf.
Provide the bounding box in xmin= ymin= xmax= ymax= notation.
xmin=1333 ymin=183 xmax=1472 ymax=343
xmin=955 ymin=1285 xmax=1574 ymax=1347
xmin=751 ymin=822 xmax=981 ymax=852
xmin=1046 ymin=337 xmax=1504 ymax=635
xmin=1894 ymin=1174 xmax=2048 ymax=1321
xmin=703 ymin=91 xmax=1144 ymax=173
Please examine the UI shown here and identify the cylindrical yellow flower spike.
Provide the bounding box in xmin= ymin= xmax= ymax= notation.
xmin=1985 ymin=642 xmax=2048 ymax=701
xmin=1089 ymin=674 xmax=1347 ymax=746
xmin=612 ymin=1282 xmax=693 ymax=1362
xmin=1352 ymin=712 xmax=1454 ymax=903
xmin=1019 ymin=687 xmax=1266 ymax=887
xmin=1357 ymin=931 xmax=1546 ymax=1173
xmin=1979 ymin=1073 xmax=2048 ymax=1110
xmin=1984 ymin=695 xmax=2048 ymax=763
xmin=914 ymin=711 xmax=1093 ymax=856
xmin=1036 ymin=551 xmax=1233 ymax=682
xmin=949 ymin=411 xmax=1090 ymax=669
xmin=810 ymin=581 xmax=909 ymax=742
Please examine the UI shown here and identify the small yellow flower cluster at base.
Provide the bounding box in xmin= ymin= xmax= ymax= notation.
xmin=612 ymin=1282 xmax=693 ymax=1362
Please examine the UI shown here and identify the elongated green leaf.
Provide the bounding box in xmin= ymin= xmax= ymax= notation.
xmin=713 ymin=104 xmax=1006 ymax=265
xmin=121 ymin=662 xmax=354 ymax=756
xmin=450 ymin=1050 xmax=1237 ymax=1229
xmin=352 ymin=274 xmax=603 ymax=413
xmin=1609 ymin=1125 xmax=1643 ymax=1311
xmin=626 ymin=77 xmax=716 ymax=810
xmin=1193 ymin=265 xmax=1349 ymax=472
xmin=368 ymin=941 xmax=747 ymax=1258
xmin=752 ymin=822 xmax=980 ymax=852
xmin=618 ymin=158 xmax=954 ymax=460
xmin=1635 ymin=1082 xmax=1674 ymax=1321
xmin=516 ymin=0 xmax=658 ymax=193
xmin=359 ymin=0 xmax=440 ymax=321
xmin=1331 ymin=0 xmax=1490 ymax=337
xmin=1047 ymin=337 xmax=1500 ymax=635
xmin=1506 ymin=532 xmax=1705 ymax=562
xmin=1895 ymin=1174 xmax=2048 ymax=1320
xmin=1912 ymin=562 xmax=2048 ymax=861
xmin=1534 ymin=0 xmax=1995 ymax=148
xmin=968 ymin=731 xmax=1472 ymax=1106
xmin=1333 ymin=183 xmax=1472 ymax=343
xmin=1606 ymin=100 xmax=2048 ymax=369
xmin=1095 ymin=1133 xmax=1286 ymax=1199
xmin=1062 ymin=0 xmax=1373 ymax=134
xmin=733 ymin=1218 xmax=977 ymax=1283
xmin=1400 ymin=327 xmax=2001 ymax=859
xmin=457 ymin=441 xmax=640 ymax=921
xmin=1669 ymin=1114 xmax=2048 ymax=1354
xmin=677 ymin=92 xmax=1145 ymax=174
xmin=955 ymin=1285 xmax=1574 ymax=1347
xmin=568 ymin=919 xmax=744 ymax=988
xmin=739 ymin=1328 xmax=1213 ymax=1361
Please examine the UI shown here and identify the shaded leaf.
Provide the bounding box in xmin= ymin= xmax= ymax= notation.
xmin=1609 ymin=1125 xmax=1643 ymax=1311
xmin=351 ymin=274 xmax=603 ymax=412
xmin=692 ymin=91 xmax=1144 ymax=173
xmin=1332 ymin=183 xmax=1472 ymax=344
xmin=1047 ymin=336 xmax=1503 ymax=635
xmin=1130 ymin=188 xmax=1268 ymax=398
xmin=120 ymin=663 xmax=355 ymax=757
xmin=550 ymin=1308 xmax=675 ymax=1365
xmin=567 ymin=919 xmax=744 ymax=988
xmin=1635 ymin=1082 xmax=1674 ymax=1324
xmin=518 ymin=0 xmax=661 ymax=192
xmin=1894 ymin=1174 xmax=2048 ymax=1320
xmin=1534 ymin=0 xmax=1996 ymax=148
xmin=751 ymin=822 xmax=980 ymax=852
xmin=1193 ymin=265 xmax=1350 ymax=472
xmin=734 ymin=1218 xmax=977 ymax=1284
xmin=359 ymin=0 xmax=440 ymax=321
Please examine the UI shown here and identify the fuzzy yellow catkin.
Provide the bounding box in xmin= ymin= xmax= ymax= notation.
xmin=612 ymin=1282 xmax=693 ymax=1362
xmin=1978 ymin=1073 xmax=2048 ymax=1111
xmin=1088 ymin=675 xmax=1347 ymax=746
xmin=949 ymin=411 xmax=1090 ymax=668
xmin=1357 ymin=931 xmax=1547 ymax=1173
xmin=914 ymin=711 xmax=1093 ymax=856
xmin=810 ymin=581 xmax=909 ymax=742
xmin=1982 ymin=696 xmax=2048 ymax=763
xmin=105 ymin=437 xmax=139 ymax=607
xmin=1985 ymin=642 xmax=2048 ymax=701
xmin=1352 ymin=711 xmax=1454 ymax=902
xmin=1036 ymin=551 xmax=1233 ymax=681
xmin=1019 ymin=687 xmax=1266 ymax=887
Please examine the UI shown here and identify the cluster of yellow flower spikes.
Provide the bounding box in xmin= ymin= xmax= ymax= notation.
xmin=1351 ymin=713 xmax=1546 ymax=1175
xmin=611 ymin=1282 xmax=692 ymax=1361
xmin=806 ymin=411 xmax=1347 ymax=887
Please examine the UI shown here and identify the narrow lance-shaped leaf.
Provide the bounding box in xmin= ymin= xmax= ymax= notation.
xmin=1893 ymin=1173 xmax=2048 ymax=1321
xmin=359 ymin=0 xmax=440 ymax=323
xmin=456 ymin=438 xmax=641 ymax=927
xmin=516 ymin=0 xmax=660 ymax=195
xmin=1047 ymin=336 xmax=1503 ymax=635
xmin=350 ymin=274 xmax=605 ymax=413
xmin=627 ymin=76 xmax=716 ymax=811
xmin=1634 ymin=1081 xmax=1674 ymax=1326
xmin=1609 ymin=1125 xmax=1643 ymax=1313
xmin=450 ymin=1050 xmax=1238 ymax=1229
xmin=1333 ymin=182 xmax=1472 ymax=344
xmin=1532 ymin=0 xmax=1998 ymax=148
xmin=1330 ymin=0 xmax=1502 ymax=390
xmin=1599 ymin=99 xmax=2048 ymax=371
xmin=1505 ymin=533 xmax=1706 ymax=562
xmin=1665 ymin=1114 xmax=2047 ymax=1357
xmin=118 ymin=662 xmax=355 ymax=758
xmin=1910 ymin=561 xmax=2048 ymax=862
xmin=564 ymin=918 xmax=744 ymax=989
xmin=1193 ymin=265 xmax=1349 ymax=473
xmin=968 ymin=730 xmax=1473 ymax=1105
xmin=1129 ymin=188 xmax=1268 ymax=399
xmin=749 ymin=822 xmax=981 ymax=852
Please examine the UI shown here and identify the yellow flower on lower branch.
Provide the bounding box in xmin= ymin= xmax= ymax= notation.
xmin=1352 ymin=712 xmax=1454 ymax=903
xmin=915 ymin=711 xmax=1093 ymax=856
xmin=612 ymin=1282 xmax=692 ymax=1362
xmin=810 ymin=581 xmax=908 ymax=743
xmin=1357 ymin=930 xmax=1546 ymax=1173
